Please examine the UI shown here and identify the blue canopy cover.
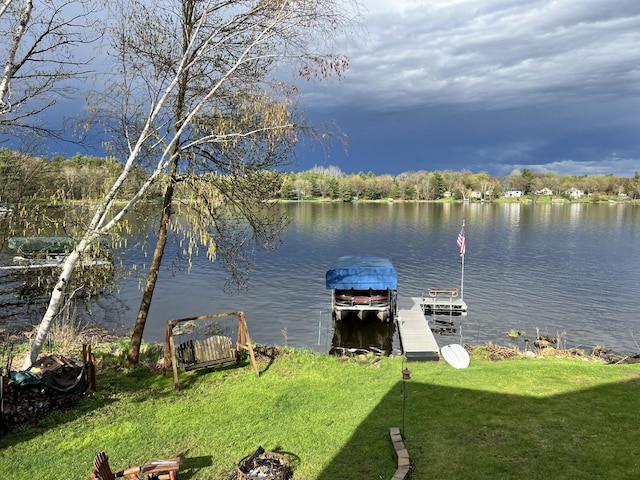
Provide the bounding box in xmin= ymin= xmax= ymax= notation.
xmin=326 ymin=256 xmax=398 ymax=290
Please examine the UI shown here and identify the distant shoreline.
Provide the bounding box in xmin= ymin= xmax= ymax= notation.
xmin=274 ymin=196 xmax=639 ymax=205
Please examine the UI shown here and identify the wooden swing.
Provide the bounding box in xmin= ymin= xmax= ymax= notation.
xmin=163 ymin=311 xmax=259 ymax=391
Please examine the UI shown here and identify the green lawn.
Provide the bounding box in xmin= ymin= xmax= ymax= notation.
xmin=1 ymin=348 xmax=639 ymax=479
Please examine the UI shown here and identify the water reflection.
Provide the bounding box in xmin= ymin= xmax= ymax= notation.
xmin=329 ymin=314 xmax=396 ymax=356
xmin=427 ymin=312 xmax=463 ymax=337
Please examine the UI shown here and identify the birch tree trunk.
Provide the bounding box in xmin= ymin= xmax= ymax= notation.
xmin=127 ymin=161 xmax=177 ymax=366
xmin=23 ymin=237 xmax=95 ymax=369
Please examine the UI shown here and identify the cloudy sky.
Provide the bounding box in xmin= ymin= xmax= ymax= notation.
xmin=298 ymin=0 xmax=640 ymax=176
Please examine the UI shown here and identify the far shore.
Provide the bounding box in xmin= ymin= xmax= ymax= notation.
xmin=273 ymin=195 xmax=640 ymax=204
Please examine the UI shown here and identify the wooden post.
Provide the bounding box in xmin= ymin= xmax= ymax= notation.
xmin=162 ymin=320 xmax=177 ymax=375
xmin=238 ymin=312 xmax=259 ymax=378
xmin=170 ymin=332 xmax=179 ymax=391
xmin=82 ymin=344 xmax=96 ymax=394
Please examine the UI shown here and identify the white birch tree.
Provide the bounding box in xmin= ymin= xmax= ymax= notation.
xmin=23 ymin=0 xmax=358 ymax=369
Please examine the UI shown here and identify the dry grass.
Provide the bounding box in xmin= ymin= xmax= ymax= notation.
xmin=1 ymin=300 xmax=118 ymax=372
xmin=473 ymin=340 xmax=640 ymax=365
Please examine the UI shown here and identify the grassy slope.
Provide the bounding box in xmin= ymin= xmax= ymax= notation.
xmin=1 ymin=349 xmax=639 ymax=479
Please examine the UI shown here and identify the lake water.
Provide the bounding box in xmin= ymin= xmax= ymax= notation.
xmin=2 ymin=201 xmax=640 ymax=355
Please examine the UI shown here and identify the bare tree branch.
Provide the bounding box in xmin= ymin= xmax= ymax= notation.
xmin=0 ymin=0 xmax=102 ymax=141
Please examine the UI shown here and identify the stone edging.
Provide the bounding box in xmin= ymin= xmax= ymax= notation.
xmin=389 ymin=427 xmax=411 ymax=479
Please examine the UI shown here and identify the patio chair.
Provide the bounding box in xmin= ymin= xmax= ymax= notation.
xmin=90 ymin=451 xmax=181 ymax=480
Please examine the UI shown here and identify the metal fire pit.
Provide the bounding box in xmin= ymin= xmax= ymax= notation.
xmin=237 ymin=450 xmax=291 ymax=480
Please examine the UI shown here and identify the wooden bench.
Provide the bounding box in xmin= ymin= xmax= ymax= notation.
xmin=175 ymin=335 xmax=237 ymax=371
xmin=163 ymin=311 xmax=259 ymax=390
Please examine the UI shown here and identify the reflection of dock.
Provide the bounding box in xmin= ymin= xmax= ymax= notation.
xmin=396 ymin=296 xmax=439 ymax=361
xmin=330 ymin=315 xmax=395 ymax=356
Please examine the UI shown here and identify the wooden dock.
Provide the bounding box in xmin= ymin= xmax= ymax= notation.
xmin=419 ymin=288 xmax=467 ymax=315
xmin=396 ymin=296 xmax=440 ymax=361
xmin=420 ymin=297 xmax=467 ymax=315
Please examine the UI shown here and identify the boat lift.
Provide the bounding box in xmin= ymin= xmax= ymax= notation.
xmin=326 ymin=256 xmax=398 ymax=322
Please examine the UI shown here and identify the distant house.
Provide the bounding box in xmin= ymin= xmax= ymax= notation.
xmin=504 ymin=190 xmax=522 ymax=198
xmin=565 ymin=187 xmax=584 ymax=199
xmin=535 ymin=187 xmax=553 ymax=195
xmin=470 ymin=190 xmax=482 ymax=199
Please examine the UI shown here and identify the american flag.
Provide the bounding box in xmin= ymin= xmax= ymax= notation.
xmin=457 ymin=224 xmax=466 ymax=256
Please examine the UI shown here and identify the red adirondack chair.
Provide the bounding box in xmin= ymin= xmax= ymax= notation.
xmin=90 ymin=451 xmax=181 ymax=480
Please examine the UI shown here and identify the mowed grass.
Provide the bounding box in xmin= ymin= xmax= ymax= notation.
xmin=1 ymin=347 xmax=640 ymax=479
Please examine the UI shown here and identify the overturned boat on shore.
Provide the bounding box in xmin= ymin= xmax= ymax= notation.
xmin=326 ymin=256 xmax=397 ymax=322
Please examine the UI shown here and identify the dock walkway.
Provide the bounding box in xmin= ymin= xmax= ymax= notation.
xmin=396 ymin=296 xmax=439 ymax=361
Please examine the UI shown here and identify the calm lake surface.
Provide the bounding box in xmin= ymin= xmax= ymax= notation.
xmin=111 ymin=201 xmax=639 ymax=355
xmin=3 ymin=202 xmax=639 ymax=355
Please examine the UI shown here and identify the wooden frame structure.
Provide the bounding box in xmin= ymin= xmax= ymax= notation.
xmin=163 ymin=311 xmax=258 ymax=391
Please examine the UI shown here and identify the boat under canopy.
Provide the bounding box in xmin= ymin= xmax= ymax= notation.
xmin=3 ymin=236 xmax=112 ymax=270
xmin=326 ymin=256 xmax=398 ymax=322
xmin=8 ymin=236 xmax=110 ymax=253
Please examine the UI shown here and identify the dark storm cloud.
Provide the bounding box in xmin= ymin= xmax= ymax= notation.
xmin=300 ymin=0 xmax=640 ymax=176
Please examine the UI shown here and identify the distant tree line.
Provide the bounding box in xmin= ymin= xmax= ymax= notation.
xmin=0 ymin=148 xmax=160 ymax=205
xmin=1 ymin=149 xmax=639 ymax=207
xmin=280 ymin=166 xmax=640 ymax=201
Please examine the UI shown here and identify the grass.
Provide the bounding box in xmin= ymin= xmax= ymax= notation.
xmin=1 ymin=346 xmax=640 ymax=479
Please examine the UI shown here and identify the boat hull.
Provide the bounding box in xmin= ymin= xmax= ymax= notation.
xmin=333 ymin=288 xmax=394 ymax=322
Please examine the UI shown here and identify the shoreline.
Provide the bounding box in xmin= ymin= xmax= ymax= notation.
xmin=3 ymin=324 xmax=640 ymax=374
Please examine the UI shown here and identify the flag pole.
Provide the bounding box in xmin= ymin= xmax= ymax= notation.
xmin=460 ymin=244 xmax=465 ymax=301
xmin=457 ymin=220 xmax=465 ymax=301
